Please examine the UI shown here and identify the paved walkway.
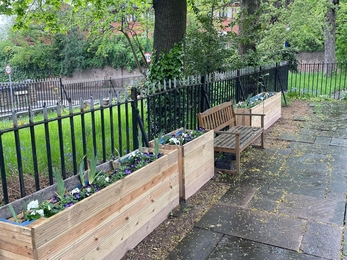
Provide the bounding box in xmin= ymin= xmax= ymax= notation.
xmin=167 ymin=102 xmax=347 ymax=260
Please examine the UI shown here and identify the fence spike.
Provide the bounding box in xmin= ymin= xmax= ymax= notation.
xmin=69 ymin=100 xmax=73 ymax=114
xmin=80 ymin=98 xmax=84 ymax=111
xmin=164 ymin=80 xmax=166 ymax=91
xmin=152 ymin=83 xmax=156 ymax=94
xmin=12 ymin=111 xmax=18 ymax=128
xmin=124 ymin=90 xmax=128 ymax=100
xmin=168 ymin=79 xmax=172 ymax=89
xmin=90 ymin=96 xmax=94 ymax=109
xmin=43 ymin=105 xmax=48 ymax=121
xmin=116 ymin=91 xmax=120 ymax=102
xmin=57 ymin=103 xmax=61 ymax=117
xmin=174 ymin=78 xmax=177 ymax=88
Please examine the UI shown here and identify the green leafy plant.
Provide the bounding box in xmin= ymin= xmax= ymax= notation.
xmin=8 ymin=204 xmax=19 ymax=223
xmin=54 ymin=168 xmax=66 ymax=200
xmin=79 ymin=156 xmax=86 ymax=187
xmin=87 ymin=152 xmax=103 ymax=185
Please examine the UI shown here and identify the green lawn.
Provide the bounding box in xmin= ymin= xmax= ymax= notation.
xmin=0 ymin=103 xmax=142 ymax=177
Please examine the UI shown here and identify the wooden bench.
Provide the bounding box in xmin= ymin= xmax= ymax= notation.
xmin=198 ymin=100 xmax=265 ymax=174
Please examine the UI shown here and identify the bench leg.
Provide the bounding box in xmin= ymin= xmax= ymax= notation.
xmin=236 ymin=134 xmax=241 ymax=174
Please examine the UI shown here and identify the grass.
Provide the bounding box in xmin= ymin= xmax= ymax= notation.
xmin=0 ymin=103 xmax=142 ymax=177
xmin=288 ymin=67 xmax=347 ymax=98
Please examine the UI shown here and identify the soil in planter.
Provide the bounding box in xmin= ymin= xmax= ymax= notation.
xmin=214 ymin=152 xmax=235 ymax=170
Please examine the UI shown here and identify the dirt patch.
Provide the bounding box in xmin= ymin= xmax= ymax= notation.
xmin=121 ymin=99 xmax=313 ymax=260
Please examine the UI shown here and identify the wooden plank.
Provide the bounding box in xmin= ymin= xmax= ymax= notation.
xmin=183 ymin=157 xmax=215 ymax=200
xmin=31 ymin=150 xmax=176 ymax=248
xmin=34 ymin=162 xmax=178 ymax=259
xmin=183 ymin=139 xmax=214 ymax=178
xmin=54 ymin=172 xmax=179 ymax=260
xmin=182 ymin=130 xmax=214 ymax=157
xmin=101 ymin=199 xmax=179 ymax=260
xmin=88 ymin=188 xmax=179 ymax=260
xmin=0 ymin=249 xmax=34 ymax=260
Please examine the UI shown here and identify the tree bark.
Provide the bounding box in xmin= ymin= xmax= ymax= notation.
xmin=153 ymin=0 xmax=187 ymax=57
xmin=238 ymin=0 xmax=260 ymax=56
xmin=324 ymin=0 xmax=339 ymax=75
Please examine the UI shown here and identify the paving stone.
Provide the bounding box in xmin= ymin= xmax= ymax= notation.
xmin=207 ymin=235 xmax=322 ymax=260
xmin=195 ymin=204 xmax=306 ymax=251
xmin=331 ymin=137 xmax=347 ymax=147
xmin=166 ymin=227 xmax=223 ymax=260
xmin=248 ymin=187 xmax=284 ymax=212
xmin=277 ymin=193 xmax=345 ymax=225
xmin=314 ymin=136 xmax=332 ymax=145
xmin=300 ymin=221 xmax=342 ymax=260
xmin=219 ymin=185 xmax=258 ymax=207
xmin=279 ymin=133 xmax=316 ymax=144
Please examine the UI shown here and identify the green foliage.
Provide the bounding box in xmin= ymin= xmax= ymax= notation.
xmin=184 ymin=0 xmax=235 ymax=75
xmin=54 ymin=168 xmax=66 ymax=200
xmin=148 ymin=42 xmax=184 ymax=83
xmin=336 ymin=2 xmax=347 ymax=62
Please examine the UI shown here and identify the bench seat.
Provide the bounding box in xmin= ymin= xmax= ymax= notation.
xmin=198 ymin=101 xmax=265 ymax=174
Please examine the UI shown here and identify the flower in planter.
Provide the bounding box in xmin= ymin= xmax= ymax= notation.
xmin=7 ymin=146 xmax=164 ymax=224
xmin=162 ymin=128 xmax=206 ymax=146
xmin=235 ymin=92 xmax=275 ymax=108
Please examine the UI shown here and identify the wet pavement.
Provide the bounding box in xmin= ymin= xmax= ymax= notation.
xmin=167 ymin=102 xmax=347 ymax=260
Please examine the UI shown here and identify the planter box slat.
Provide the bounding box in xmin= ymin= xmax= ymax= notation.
xmin=150 ymin=130 xmax=214 ymax=200
xmin=52 ymin=171 xmax=179 ymax=260
xmin=103 ymin=199 xmax=179 ymax=260
xmin=235 ymin=92 xmax=281 ymax=130
xmin=83 ymin=180 xmax=178 ymax=260
xmin=31 ymin=151 xmax=172 ymax=247
xmin=0 ymin=148 xmax=179 ymax=260
xmin=183 ymin=157 xmax=215 ymax=199
xmin=35 ymin=164 xmax=179 ymax=259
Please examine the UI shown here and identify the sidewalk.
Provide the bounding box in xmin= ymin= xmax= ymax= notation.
xmin=167 ymin=101 xmax=347 ymax=260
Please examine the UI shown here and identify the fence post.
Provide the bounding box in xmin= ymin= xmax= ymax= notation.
xmin=274 ymin=63 xmax=278 ymax=92
xmin=131 ymin=87 xmax=139 ymax=150
xmin=200 ymin=76 xmax=205 ymax=113
xmin=236 ymin=69 xmax=241 ymax=103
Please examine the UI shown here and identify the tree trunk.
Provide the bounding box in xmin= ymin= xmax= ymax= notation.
xmin=153 ymin=0 xmax=187 ymax=58
xmin=238 ymin=0 xmax=260 ymax=56
xmin=324 ymin=0 xmax=339 ymax=75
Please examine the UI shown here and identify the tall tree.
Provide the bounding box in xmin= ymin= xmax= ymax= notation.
xmin=324 ymin=0 xmax=339 ymax=74
xmin=238 ymin=0 xmax=261 ymax=56
xmin=153 ymin=0 xmax=187 ymax=58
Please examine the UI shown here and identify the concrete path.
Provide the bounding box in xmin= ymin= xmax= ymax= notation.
xmin=167 ymin=102 xmax=347 ymax=260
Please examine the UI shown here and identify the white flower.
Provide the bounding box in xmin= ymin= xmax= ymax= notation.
xmin=182 ymin=133 xmax=188 ymax=138
xmin=27 ymin=200 xmax=39 ymax=211
xmin=70 ymin=188 xmax=80 ymax=195
xmin=86 ymin=187 xmax=92 ymax=192
xmin=169 ymin=137 xmax=180 ymax=145
xmin=105 ymin=177 xmax=110 ymax=182
xmin=36 ymin=209 xmax=44 ymax=217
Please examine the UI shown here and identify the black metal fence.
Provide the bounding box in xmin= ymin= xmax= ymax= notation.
xmin=288 ymin=62 xmax=347 ymax=98
xmin=0 ymin=62 xmax=288 ymax=205
xmin=0 ymin=75 xmax=143 ymax=115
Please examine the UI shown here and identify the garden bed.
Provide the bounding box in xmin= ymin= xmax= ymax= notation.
xmin=0 ymin=148 xmax=179 ymax=260
xmin=235 ymin=92 xmax=282 ymax=130
xmin=150 ymin=129 xmax=214 ymax=200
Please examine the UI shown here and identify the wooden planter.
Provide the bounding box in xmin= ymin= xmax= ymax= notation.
xmin=150 ymin=129 xmax=214 ymax=200
xmin=0 ymin=148 xmax=179 ymax=260
xmin=234 ymin=92 xmax=282 ymax=130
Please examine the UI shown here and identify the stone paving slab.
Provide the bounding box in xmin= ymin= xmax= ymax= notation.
xmin=195 ymin=204 xmax=307 ymax=251
xmin=248 ymin=187 xmax=284 ymax=212
xmin=331 ymin=137 xmax=347 ymax=147
xmin=277 ymin=193 xmax=345 ymax=225
xmin=207 ymin=235 xmax=322 ymax=260
xmin=279 ymin=133 xmax=316 ymax=143
xmin=300 ymin=221 xmax=343 ymax=260
xmin=166 ymin=228 xmax=223 ymax=260
xmin=219 ymin=185 xmax=258 ymax=207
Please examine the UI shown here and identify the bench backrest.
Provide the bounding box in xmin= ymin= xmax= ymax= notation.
xmin=198 ymin=101 xmax=237 ymax=131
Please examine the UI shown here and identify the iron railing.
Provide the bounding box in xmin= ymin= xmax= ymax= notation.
xmin=0 ymin=62 xmax=289 ymax=205
xmin=0 ymin=76 xmax=143 ymax=115
xmin=288 ymin=62 xmax=347 ymax=98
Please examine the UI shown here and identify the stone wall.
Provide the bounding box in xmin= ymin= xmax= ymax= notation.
xmin=61 ymin=67 xmax=143 ymax=82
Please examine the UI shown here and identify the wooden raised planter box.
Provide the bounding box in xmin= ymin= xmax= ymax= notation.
xmin=0 ymin=148 xmax=179 ymax=260
xmin=235 ymin=92 xmax=281 ymax=130
xmin=150 ymin=129 xmax=214 ymax=200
